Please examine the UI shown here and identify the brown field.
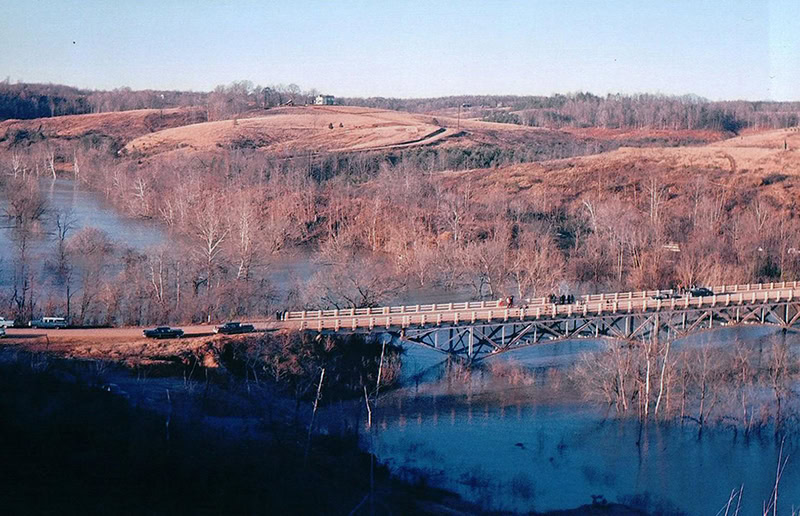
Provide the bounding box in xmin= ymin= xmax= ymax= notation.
xmin=0 ymin=106 xmax=207 ymax=148
xmin=1 ymin=104 xmax=727 ymax=164
xmin=449 ymin=127 xmax=800 ymax=211
xmin=121 ymin=105 xmax=612 ymax=158
xmin=122 ymin=105 xmax=452 ymax=156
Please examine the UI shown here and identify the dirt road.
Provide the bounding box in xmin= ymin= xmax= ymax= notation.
xmin=2 ymin=321 xmax=281 ymax=342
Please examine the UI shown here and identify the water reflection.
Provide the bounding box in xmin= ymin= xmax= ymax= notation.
xmin=365 ymin=330 xmax=800 ymax=514
xmin=0 ymin=179 xmax=166 ymax=259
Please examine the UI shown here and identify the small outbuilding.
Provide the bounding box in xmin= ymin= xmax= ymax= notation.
xmin=315 ymin=95 xmax=335 ymax=105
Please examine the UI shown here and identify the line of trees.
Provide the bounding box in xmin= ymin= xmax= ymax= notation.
xmin=0 ymin=81 xmax=207 ymax=120
xmin=0 ymin=80 xmax=323 ymax=122
xmin=342 ymin=92 xmax=800 ymax=132
xmin=5 ymin=80 xmax=800 ymax=135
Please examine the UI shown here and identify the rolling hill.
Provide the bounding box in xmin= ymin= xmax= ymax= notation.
xmin=0 ymin=107 xmax=207 ymax=149
xmin=448 ymin=127 xmax=800 ymax=212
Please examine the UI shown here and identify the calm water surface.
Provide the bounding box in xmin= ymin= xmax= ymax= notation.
xmin=0 ymin=179 xmax=316 ymax=291
xmin=360 ymin=329 xmax=800 ymax=515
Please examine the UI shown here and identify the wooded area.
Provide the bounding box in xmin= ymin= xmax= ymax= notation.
xmin=4 ymin=81 xmax=800 ymax=132
xmin=2 ymin=130 xmax=799 ymax=326
xmin=343 ymin=92 xmax=800 ymax=132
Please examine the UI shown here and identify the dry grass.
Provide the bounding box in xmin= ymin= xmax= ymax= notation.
xmin=449 ymin=127 xmax=800 ymax=212
xmin=9 ymin=334 xmax=207 ymax=362
xmin=0 ymin=107 xmax=207 ymax=147
xmin=123 ymin=105 xmax=453 ymax=156
xmin=121 ymin=105 xmax=613 ymax=158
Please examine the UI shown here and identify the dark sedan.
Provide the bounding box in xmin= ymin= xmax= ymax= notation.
xmin=214 ymin=322 xmax=255 ymax=335
xmin=143 ymin=326 xmax=184 ymax=339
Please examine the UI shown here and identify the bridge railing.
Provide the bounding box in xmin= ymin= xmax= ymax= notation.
xmin=292 ymin=287 xmax=800 ymax=331
xmin=283 ymin=299 xmax=511 ymax=321
xmin=296 ymin=288 xmax=800 ymax=331
xmin=282 ymin=281 xmax=800 ymax=323
xmin=714 ymin=281 xmax=800 ymax=294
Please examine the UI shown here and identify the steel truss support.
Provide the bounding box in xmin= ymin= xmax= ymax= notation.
xmin=399 ymin=301 xmax=800 ymax=362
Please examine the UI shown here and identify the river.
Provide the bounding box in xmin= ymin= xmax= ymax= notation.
xmin=356 ymin=327 xmax=800 ymax=515
xmin=0 ymin=178 xmax=167 ymax=259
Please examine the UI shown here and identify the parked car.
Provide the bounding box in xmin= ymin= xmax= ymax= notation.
xmin=143 ymin=326 xmax=184 ymax=339
xmin=30 ymin=316 xmax=68 ymax=329
xmin=214 ymin=322 xmax=255 ymax=334
xmin=690 ymin=287 xmax=714 ymax=297
xmin=0 ymin=317 xmax=14 ymax=328
xmin=650 ymin=293 xmax=670 ymax=300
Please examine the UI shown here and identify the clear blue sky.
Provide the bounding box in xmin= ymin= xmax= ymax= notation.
xmin=1 ymin=0 xmax=798 ymax=101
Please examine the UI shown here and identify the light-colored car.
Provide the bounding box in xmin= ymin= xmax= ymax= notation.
xmin=0 ymin=317 xmax=13 ymax=328
xmin=29 ymin=316 xmax=68 ymax=329
xmin=0 ymin=327 xmax=6 ymax=338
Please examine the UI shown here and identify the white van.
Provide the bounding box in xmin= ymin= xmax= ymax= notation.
xmin=0 ymin=317 xmax=13 ymax=328
xmin=30 ymin=316 xmax=68 ymax=329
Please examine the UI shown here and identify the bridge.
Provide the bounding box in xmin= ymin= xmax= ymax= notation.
xmin=281 ymin=281 xmax=800 ymax=361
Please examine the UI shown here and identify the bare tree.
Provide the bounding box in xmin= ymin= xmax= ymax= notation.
xmin=49 ymin=210 xmax=77 ymax=320
xmin=68 ymin=227 xmax=114 ymax=325
xmin=191 ymin=195 xmax=229 ymax=322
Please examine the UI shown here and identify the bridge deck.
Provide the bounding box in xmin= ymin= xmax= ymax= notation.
xmin=283 ymin=281 xmax=800 ymax=333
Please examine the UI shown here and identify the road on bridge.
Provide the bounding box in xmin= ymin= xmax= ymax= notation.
xmin=281 ymin=281 xmax=800 ymax=333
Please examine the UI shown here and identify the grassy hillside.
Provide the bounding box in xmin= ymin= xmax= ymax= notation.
xmin=0 ymin=107 xmax=207 ymax=150
xmin=452 ymin=127 xmax=800 ymax=213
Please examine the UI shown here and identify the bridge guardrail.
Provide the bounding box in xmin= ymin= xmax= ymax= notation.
xmin=288 ymin=286 xmax=800 ymax=332
xmin=283 ymin=281 xmax=800 ymax=323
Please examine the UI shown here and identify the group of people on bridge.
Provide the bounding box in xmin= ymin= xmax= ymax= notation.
xmin=497 ymin=294 xmax=580 ymax=308
xmin=549 ymin=294 xmax=577 ymax=305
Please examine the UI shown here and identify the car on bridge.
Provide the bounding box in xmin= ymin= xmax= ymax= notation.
xmin=690 ymin=287 xmax=714 ymax=297
xmin=214 ymin=322 xmax=255 ymax=335
xmin=143 ymin=326 xmax=184 ymax=339
xmin=0 ymin=316 xmax=14 ymax=328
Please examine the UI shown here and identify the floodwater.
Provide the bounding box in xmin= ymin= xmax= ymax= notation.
xmin=0 ymin=178 xmax=315 ymax=292
xmin=359 ymin=328 xmax=800 ymax=515
xmin=0 ymin=178 xmax=167 ymax=286
xmin=3 ymin=180 xmax=800 ymax=513
xmin=0 ymin=178 xmax=167 ymax=259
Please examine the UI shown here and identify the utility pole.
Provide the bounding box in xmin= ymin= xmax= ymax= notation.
xmin=457 ymin=103 xmax=469 ymax=131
